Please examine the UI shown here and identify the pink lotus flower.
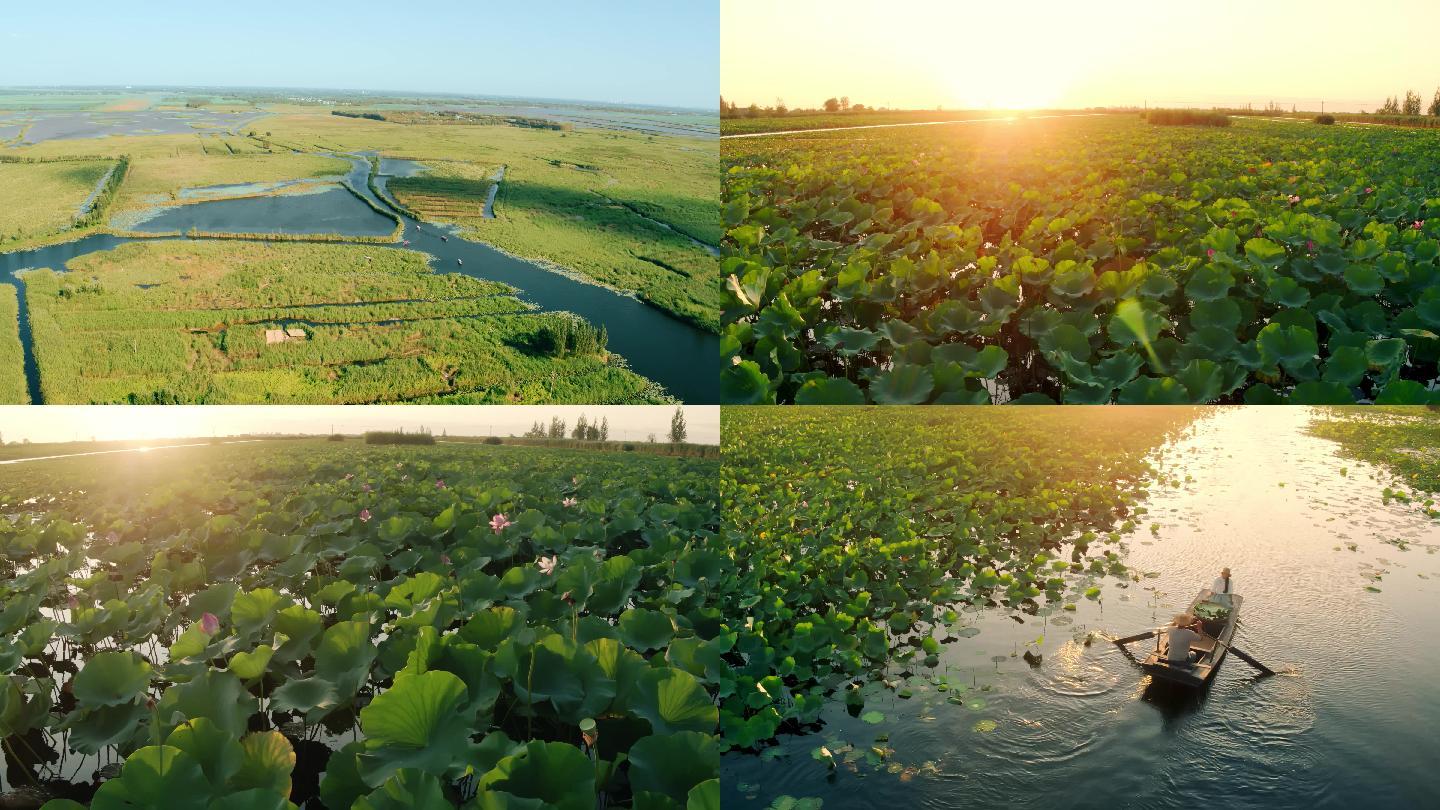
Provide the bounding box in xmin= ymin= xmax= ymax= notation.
xmin=344 ymin=473 xmax=354 ymax=480
xmin=537 ymin=555 xmax=558 ymax=575
xmin=490 ymin=513 xmax=511 ymax=534
xmin=562 ymin=497 xmax=578 ymax=508
xmin=1287 ymin=195 xmax=1300 ymax=205
xmin=395 ymin=463 xmax=403 ymax=469
xmin=435 ymin=479 xmax=446 ymax=489
xmin=1206 ymin=249 xmax=1216 ymax=258
xmin=359 ymin=508 xmax=372 ymax=522
xmin=440 ymin=553 xmax=451 ymax=565
xmin=1413 ymin=220 xmax=1425 ymax=230
xmin=1307 ymin=241 xmax=1316 ymax=251
xmin=362 ymin=483 xmax=372 ymax=492
xmin=200 ymin=613 xmax=220 ymax=635
xmin=1365 ymin=187 xmax=1373 ymax=193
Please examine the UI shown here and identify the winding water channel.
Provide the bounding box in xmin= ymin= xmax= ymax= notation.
xmin=724 ymin=407 xmax=1440 ymax=809
xmin=1 ymin=154 xmax=717 ymax=403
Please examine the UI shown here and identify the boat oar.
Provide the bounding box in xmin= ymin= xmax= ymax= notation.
xmin=1110 ymin=628 xmax=1161 ymax=646
xmin=1217 ymin=642 xmax=1275 ymax=676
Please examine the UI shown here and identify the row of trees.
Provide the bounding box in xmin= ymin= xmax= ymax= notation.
xmin=521 ymin=407 xmax=688 ymax=445
xmin=719 ymin=95 xmax=873 ymax=118
xmin=524 ymin=415 xmax=612 ymax=442
xmin=1376 ymin=89 xmax=1440 ymax=116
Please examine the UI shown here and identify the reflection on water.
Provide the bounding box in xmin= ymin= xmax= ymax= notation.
xmin=724 ymin=407 xmax=1440 ymax=809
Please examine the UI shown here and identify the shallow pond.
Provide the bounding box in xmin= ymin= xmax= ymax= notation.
xmin=724 ymin=407 xmax=1440 ymax=809
xmin=125 ymin=187 xmax=395 ymax=238
xmin=0 ymin=156 xmax=717 ymax=403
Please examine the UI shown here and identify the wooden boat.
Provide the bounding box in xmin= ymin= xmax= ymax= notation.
xmin=1139 ymin=589 xmax=1243 ymax=688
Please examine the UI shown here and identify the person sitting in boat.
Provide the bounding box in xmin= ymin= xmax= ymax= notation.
xmin=1208 ymin=567 xmax=1234 ymax=607
xmin=1162 ymin=613 xmax=1205 ymax=665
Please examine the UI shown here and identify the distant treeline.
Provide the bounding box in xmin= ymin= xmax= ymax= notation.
xmin=720 ymin=95 xmax=876 ymax=118
xmin=331 ymin=109 xmax=571 ymax=131
xmin=1142 ymin=109 xmax=1232 ymax=127
xmin=490 ymin=436 xmax=719 ymax=458
xmin=521 ymin=406 xmax=690 ymax=446
xmin=364 ymin=429 xmax=436 ymax=445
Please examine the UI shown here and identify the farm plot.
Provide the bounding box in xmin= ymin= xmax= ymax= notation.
xmin=0 ymin=438 xmax=721 ymax=809
xmin=20 ymin=241 xmax=661 ymax=404
xmin=721 ymin=115 xmax=1440 ymax=404
xmin=0 ymin=160 xmax=116 ymax=248
xmin=388 ymin=161 xmax=500 ymax=222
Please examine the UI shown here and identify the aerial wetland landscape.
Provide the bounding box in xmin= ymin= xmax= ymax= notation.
xmin=717 ymin=405 xmax=1440 ymax=809
xmin=0 ymin=88 xmax=720 ymax=404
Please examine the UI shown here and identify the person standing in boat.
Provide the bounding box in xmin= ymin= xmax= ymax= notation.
xmin=1209 ymin=567 xmax=1234 ymax=607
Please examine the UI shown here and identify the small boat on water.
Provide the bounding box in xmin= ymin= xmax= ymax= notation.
xmin=1139 ymin=589 xmax=1243 ymax=688
xmin=457 ymin=258 xmax=463 ymax=266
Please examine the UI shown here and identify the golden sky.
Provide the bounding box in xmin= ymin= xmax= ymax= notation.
xmin=0 ymin=406 xmax=719 ymax=445
xmin=722 ymin=0 xmax=1440 ymax=112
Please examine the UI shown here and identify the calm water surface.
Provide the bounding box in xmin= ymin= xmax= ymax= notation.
xmin=724 ymin=407 xmax=1440 ymax=809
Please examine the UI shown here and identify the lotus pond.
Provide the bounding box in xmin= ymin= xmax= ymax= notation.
xmin=721 ymin=115 xmax=1440 ymax=405
xmin=0 ymin=439 xmax=721 ymax=809
xmin=719 ymin=406 xmax=1440 ymax=809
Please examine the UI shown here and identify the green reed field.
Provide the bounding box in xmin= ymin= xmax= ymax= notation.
xmin=19 ymin=241 xmax=661 ymax=404
xmin=0 ymin=284 xmax=26 ymax=402
xmin=722 ymin=114 xmax=1440 ymax=404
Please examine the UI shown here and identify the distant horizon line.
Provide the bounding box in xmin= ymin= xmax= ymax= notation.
xmin=0 ymin=83 xmax=715 ymax=114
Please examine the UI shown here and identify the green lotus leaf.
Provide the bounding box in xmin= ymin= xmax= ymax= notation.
xmin=315 ymin=620 xmax=377 ymax=696
xmin=231 ymin=589 xmax=289 ymax=637
xmin=90 ymin=746 xmax=211 ymax=810
xmin=1265 ymin=276 xmax=1310 ymax=308
xmin=476 ymin=741 xmax=596 ymax=810
xmin=720 ymin=360 xmax=774 ymax=405
xmin=232 ymin=730 xmax=295 ymax=796
xmin=619 ymin=608 xmax=676 ymax=652
xmin=868 ymin=364 xmax=934 ymax=404
xmin=1109 ymin=300 xmax=1167 ymax=349
xmin=1185 ymin=265 xmax=1234 ymax=302
xmin=1288 ymin=381 xmax=1355 ymax=404
xmin=513 ymin=635 xmax=616 ymax=722
xmin=820 ymin=326 xmax=880 ymax=355
xmin=1243 ymin=237 xmax=1287 ymax=268
xmin=319 ymin=742 xmax=369 ymax=810
xmin=207 ymin=789 xmax=292 ymax=810
xmin=166 ymin=717 xmax=243 ymax=788
xmin=1374 ymin=379 xmax=1433 ymax=404
xmin=156 ymin=668 xmax=257 ymax=739
xmin=794 ymin=377 xmax=866 ymax=405
xmin=72 ymin=651 xmax=152 ymax=709
xmin=1343 ymin=265 xmax=1384 ymax=295
xmin=460 ymin=607 xmax=522 ymax=649
xmin=272 ymin=605 xmax=324 ymax=662
xmin=1256 ymin=323 xmax=1317 ymax=373
xmin=354 ymin=769 xmax=451 ymax=810
xmin=1366 ymin=338 xmax=1406 ymax=369
xmin=932 ymin=300 xmax=985 ymax=333
xmin=686 ymin=780 xmax=720 ymax=810
xmin=1174 ymin=359 xmax=1225 ymax=402
xmin=1189 ymin=298 xmax=1242 ymax=332
xmin=1050 ymin=260 xmax=1095 ymax=298
xmin=270 ymin=677 xmax=340 ymax=720
xmin=1243 ymin=383 xmax=1284 ymax=404
xmin=587 ymin=637 xmax=649 ymax=712
xmin=1116 ymin=376 xmax=1188 ymax=404
xmin=228 ymin=645 xmax=274 ymax=681
xmin=167 ymin=621 xmax=216 ymax=662
xmin=631 ymin=667 xmax=718 ymax=735
xmin=359 ymin=670 xmax=471 ymax=782
xmin=627 ymin=732 xmax=720 ymax=804
xmin=64 ymin=700 xmax=148 ymax=755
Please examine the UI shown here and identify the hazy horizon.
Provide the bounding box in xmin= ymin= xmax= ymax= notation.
xmin=1 ymin=1 xmax=717 ymax=110
xmin=0 ymin=406 xmax=720 ymax=446
xmin=723 ymin=0 xmax=1440 ymax=114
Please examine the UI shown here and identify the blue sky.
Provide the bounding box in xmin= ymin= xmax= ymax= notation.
xmin=0 ymin=1 xmax=717 ymax=109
